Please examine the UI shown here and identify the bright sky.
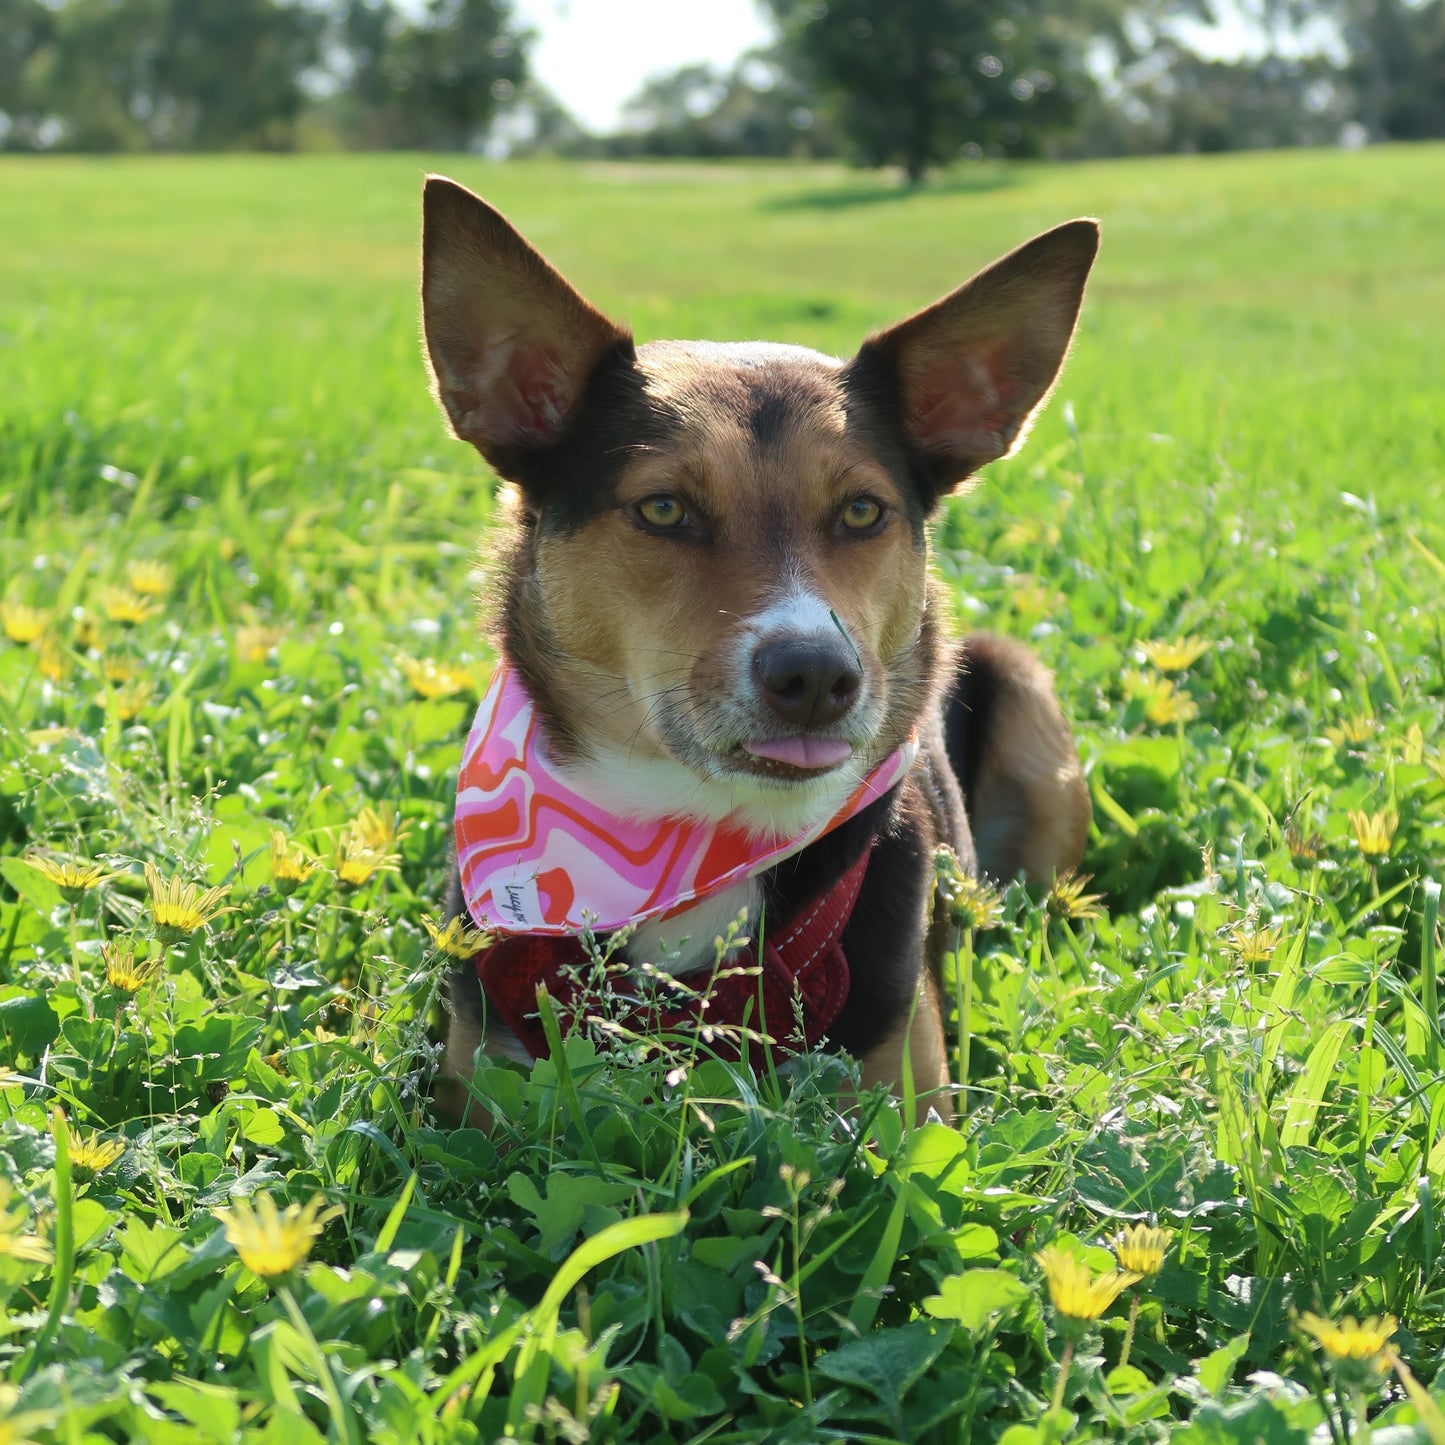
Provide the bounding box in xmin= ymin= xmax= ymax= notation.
xmin=513 ymin=0 xmax=776 ymax=133
xmin=508 ymin=0 xmax=1290 ymax=136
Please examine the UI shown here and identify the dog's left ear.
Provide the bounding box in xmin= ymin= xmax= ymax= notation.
xmin=849 ymin=219 xmax=1099 ymax=499
xmin=421 ymin=175 xmax=634 ymax=476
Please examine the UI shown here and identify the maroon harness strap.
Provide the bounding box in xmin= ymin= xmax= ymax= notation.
xmin=471 ymin=845 xmax=872 ymax=1067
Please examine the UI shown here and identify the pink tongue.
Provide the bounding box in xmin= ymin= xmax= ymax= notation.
xmin=743 ymin=736 xmax=852 ymax=770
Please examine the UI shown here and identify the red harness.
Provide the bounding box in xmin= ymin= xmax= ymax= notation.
xmin=472 ymin=847 xmax=871 ymax=1067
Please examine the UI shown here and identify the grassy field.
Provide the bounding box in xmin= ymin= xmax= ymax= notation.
xmin=2 ymin=145 xmax=1444 ymax=1442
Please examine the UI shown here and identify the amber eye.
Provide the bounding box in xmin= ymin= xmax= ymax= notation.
xmin=637 ymin=495 xmax=688 ymax=529
xmin=841 ymin=497 xmax=884 ymax=532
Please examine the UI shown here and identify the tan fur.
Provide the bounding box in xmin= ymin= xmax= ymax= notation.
xmin=965 ymin=635 xmax=1090 ymax=882
xmin=863 ymin=220 xmax=1099 ymax=483
xmin=421 ymin=177 xmax=629 ymax=463
xmin=421 ymin=178 xmax=1099 ymax=1125
xmin=857 ymin=977 xmax=954 ymax=1126
xmin=534 ymin=348 xmax=928 ymax=777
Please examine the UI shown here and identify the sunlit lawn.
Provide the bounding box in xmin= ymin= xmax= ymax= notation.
xmin=1 ymin=146 xmax=1444 ymax=1442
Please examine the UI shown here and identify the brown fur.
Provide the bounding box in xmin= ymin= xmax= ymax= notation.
xmin=947 ymin=634 xmax=1091 ymax=885
xmin=421 ymin=176 xmax=1098 ymax=1124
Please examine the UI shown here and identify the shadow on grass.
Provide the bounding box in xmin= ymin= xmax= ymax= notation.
xmin=765 ymin=168 xmax=1020 ymax=212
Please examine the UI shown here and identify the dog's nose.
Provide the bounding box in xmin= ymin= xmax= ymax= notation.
xmin=753 ymin=636 xmax=861 ymax=727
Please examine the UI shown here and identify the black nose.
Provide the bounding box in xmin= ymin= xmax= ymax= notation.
xmin=752 ymin=636 xmax=862 ymax=727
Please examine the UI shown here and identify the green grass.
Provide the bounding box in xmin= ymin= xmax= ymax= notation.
xmin=2 ymin=146 xmax=1444 ymax=1442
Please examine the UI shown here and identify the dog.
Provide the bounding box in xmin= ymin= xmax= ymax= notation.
xmin=422 ymin=175 xmax=1095 ymax=1124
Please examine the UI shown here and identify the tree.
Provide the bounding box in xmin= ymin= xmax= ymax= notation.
xmin=1079 ymin=42 xmax=1352 ymax=153
xmin=1343 ymin=0 xmax=1445 ymax=138
xmin=0 ymin=0 xmax=57 ymax=149
xmin=15 ymin=0 xmax=322 ymax=151
xmin=322 ymin=0 xmax=529 ymax=150
xmin=612 ymin=50 xmax=837 ymax=159
xmin=762 ymin=0 xmax=1096 ymax=180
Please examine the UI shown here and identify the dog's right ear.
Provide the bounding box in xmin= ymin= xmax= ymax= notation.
xmin=421 ymin=176 xmax=633 ymax=474
xmin=848 ymin=219 xmax=1099 ymax=502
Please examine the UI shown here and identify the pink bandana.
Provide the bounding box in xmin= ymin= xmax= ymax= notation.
xmin=455 ymin=660 xmax=917 ymax=937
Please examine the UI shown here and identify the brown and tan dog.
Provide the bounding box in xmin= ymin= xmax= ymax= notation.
xmin=423 ymin=176 xmax=1094 ymax=1122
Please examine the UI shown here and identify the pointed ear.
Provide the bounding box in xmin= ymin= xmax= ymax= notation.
xmin=421 ymin=176 xmax=633 ymax=472
xmin=849 ymin=219 xmax=1099 ymax=495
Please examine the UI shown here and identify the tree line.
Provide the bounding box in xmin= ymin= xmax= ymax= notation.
xmin=2 ymin=0 xmax=1442 ymax=171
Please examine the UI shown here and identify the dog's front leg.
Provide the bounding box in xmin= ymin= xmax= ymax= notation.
xmin=857 ymin=974 xmax=954 ymax=1126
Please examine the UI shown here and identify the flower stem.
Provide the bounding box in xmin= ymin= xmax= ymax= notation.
xmin=952 ymin=923 xmax=974 ymax=1105
xmin=1051 ymin=1338 xmax=1074 ymax=1414
xmin=1119 ymin=1294 xmax=1140 ymax=1370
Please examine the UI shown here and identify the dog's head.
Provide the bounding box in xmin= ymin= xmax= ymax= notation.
xmin=421 ymin=177 xmax=1097 ymax=836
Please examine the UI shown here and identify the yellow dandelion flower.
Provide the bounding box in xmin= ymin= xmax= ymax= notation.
xmin=398 ymin=655 xmax=475 ymax=700
xmin=1139 ymin=636 xmax=1210 ymax=673
xmin=66 ymin=1126 xmax=125 ymax=1175
xmin=101 ymin=653 xmax=135 ymax=684
xmin=144 ymin=861 xmax=232 ymax=945
xmin=235 ymin=624 xmax=284 ymax=664
xmin=1298 ymin=1312 xmax=1396 ymax=1362
xmin=1035 ymin=1246 xmax=1141 ymax=1321
xmin=422 ymin=913 xmax=492 ymax=959
xmin=0 ymin=1231 xmax=54 ymax=1267
xmin=98 ymin=587 xmax=158 ymax=626
xmin=0 ymin=1182 xmax=52 ymax=1266
xmin=1111 ymin=1225 xmax=1171 ymax=1276
xmin=1 ymin=602 xmax=48 ymax=646
xmin=1007 ymin=575 xmax=1059 ymax=619
xmin=102 ymin=941 xmax=159 ymax=993
xmin=1348 ymin=809 xmax=1398 ymax=863
xmin=1222 ymin=924 xmax=1282 ymax=966
xmin=999 ymin=517 xmax=1059 ymax=551
xmin=1324 ymin=715 xmax=1377 ymax=749
xmin=22 ymin=852 xmax=117 ymax=905
xmin=105 ymin=679 xmax=154 ymax=721
xmin=350 ymin=803 xmax=406 ymax=850
xmin=212 ymin=1192 xmax=342 ymax=1278
xmin=269 ymin=830 xmax=321 ymax=891
xmin=37 ymin=637 xmax=67 ymax=682
xmin=1047 ymin=870 xmax=1105 ymax=922
xmin=334 ymin=834 xmax=399 ymax=887
xmin=1285 ymin=823 xmax=1324 ymax=868
xmin=1143 ymin=677 xmax=1199 ymax=727
xmin=72 ymin=610 xmax=101 ymax=650
xmin=933 ymin=847 xmax=1002 ymax=930
xmin=125 ymin=560 xmax=173 ymax=597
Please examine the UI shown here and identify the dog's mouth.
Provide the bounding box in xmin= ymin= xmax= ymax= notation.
xmin=731 ymin=735 xmax=853 ymax=779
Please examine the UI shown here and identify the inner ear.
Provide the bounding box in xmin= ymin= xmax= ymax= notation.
xmin=421 ymin=176 xmax=634 ymax=475
xmin=849 ymin=219 xmax=1099 ymax=496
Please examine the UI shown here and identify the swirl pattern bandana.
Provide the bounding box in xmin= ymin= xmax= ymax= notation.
xmin=455 ymin=660 xmax=916 ymax=936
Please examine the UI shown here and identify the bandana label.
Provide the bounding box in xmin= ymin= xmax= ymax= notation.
xmin=455 ymin=660 xmax=915 ymax=936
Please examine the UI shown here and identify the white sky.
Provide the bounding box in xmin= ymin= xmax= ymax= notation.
xmin=513 ymin=0 xmax=776 ymax=133
xmin=507 ymin=0 xmax=1290 ymax=136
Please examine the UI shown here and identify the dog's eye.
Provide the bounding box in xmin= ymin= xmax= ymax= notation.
xmin=636 ymin=495 xmax=688 ymax=530
xmin=840 ymin=498 xmax=884 ymax=532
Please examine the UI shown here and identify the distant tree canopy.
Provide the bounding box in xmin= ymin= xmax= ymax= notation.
xmin=761 ymin=0 xmax=1095 ymax=180
xmin=0 ymin=0 xmax=531 ymax=152
xmin=331 ymin=0 xmax=528 ymax=151
xmin=607 ymin=51 xmax=837 ymax=159
xmin=0 ymin=0 xmax=1441 ymax=162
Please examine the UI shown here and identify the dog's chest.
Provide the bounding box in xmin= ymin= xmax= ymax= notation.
xmin=625 ymin=877 xmax=762 ymax=977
